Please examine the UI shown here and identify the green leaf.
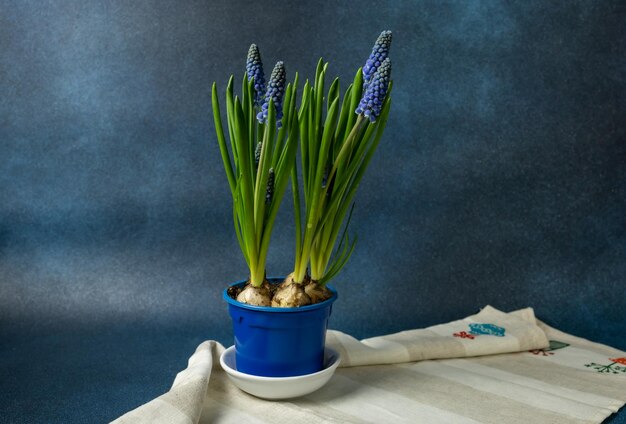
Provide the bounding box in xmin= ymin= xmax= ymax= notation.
xmin=273 ymin=83 xmax=291 ymax=167
xmin=318 ymin=208 xmax=357 ymax=287
xmin=254 ymin=99 xmax=276 ymax=244
xmin=225 ymin=76 xmax=237 ymax=165
xmin=313 ymin=64 xmax=326 ymax=142
xmin=241 ymin=72 xmax=250 ymax=124
xmin=295 ymin=97 xmax=339 ymax=282
xmin=247 ymin=78 xmax=256 ymax=164
xmin=232 ymin=179 xmax=250 ymax=266
xmin=211 ymin=82 xmax=235 ymax=195
xmin=345 ymin=68 xmax=363 ymax=134
xmin=325 ymin=95 xmax=392 ymax=259
xmin=291 ymin=164 xmax=302 ymax=270
xmin=298 ymin=82 xmax=311 ymax=202
xmin=233 ymin=96 xmax=258 ymax=278
xmin=259 ymin=112 xmax=299 ymax=272
xmin=334 ymin=84 xmax=353 ymax=155
xmin=306 ymin=91 xmax=316 ymax=199
xmin=314 ymin=58 xmax=324 ymax=88
xmin=313 ymin=97 xmax=340 ymax=195
xmin=318 ymin=234 xmax=356 ymax=286
xmin=327 ymin=77 xmax=339 ymax=113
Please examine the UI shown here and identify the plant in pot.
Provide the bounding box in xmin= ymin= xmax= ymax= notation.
xmin=211 ymin=31 xmax=393 ymax=378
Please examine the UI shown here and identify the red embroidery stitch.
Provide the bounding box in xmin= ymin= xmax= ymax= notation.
xmin=610 ymin=357 xmax=626 ymax=366
xmin=453 ymin=331 xmax=475 ymax=339
xmin=528 ymin=340 xmax=569 ymax=356
xmin=529 ymin=349 xmax=554 ymax=356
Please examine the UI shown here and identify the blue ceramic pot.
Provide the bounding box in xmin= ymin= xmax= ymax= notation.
xmin=223 ymin=278 xmax=338 ymax=377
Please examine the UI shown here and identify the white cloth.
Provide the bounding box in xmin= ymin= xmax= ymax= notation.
xmin=112 ymin=306 xmax=626 ymax=423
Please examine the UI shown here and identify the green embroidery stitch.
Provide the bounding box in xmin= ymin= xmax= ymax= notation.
xmin=547 ymin=340 xmax=569 ymax=351
xmin=584 ymin=358 xmax=626 ymax=374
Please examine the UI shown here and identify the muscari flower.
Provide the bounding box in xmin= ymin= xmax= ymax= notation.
xmin=254 ymin=141 xmax=262 ymax=166
xmin=265 ymin=168 xmax=275 ymax=204
xmin=362 ymin=30 xmax=392 ymax=89
xmin=246 ymin=44 xmax=266 ymax=106
xmin=257 ymin=61 xmax=286 ymax=128
xmin=356 ymin=57 xmax=391 ymax=122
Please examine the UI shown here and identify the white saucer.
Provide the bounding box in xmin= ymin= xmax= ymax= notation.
xmin=219 ymin=346 xmax=341 ymax=400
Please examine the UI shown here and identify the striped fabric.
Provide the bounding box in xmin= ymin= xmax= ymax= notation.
xmin=112 ymin=306 xmax=626 ymax=423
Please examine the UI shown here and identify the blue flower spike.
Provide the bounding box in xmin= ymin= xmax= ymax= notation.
xmin=265 ymin=168 xmax=275 ymax=204
xmin=246 ymin=44 xmax=266 ymax=106
xmin=257 ymin=61 xmax=286 ymax=128
xmin=362 ymin=30 xmax=392 ymax=88
xmin=356 ymin=57 xmax=392 ymax=122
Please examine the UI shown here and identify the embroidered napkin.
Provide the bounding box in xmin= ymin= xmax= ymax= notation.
xmin=326 ymin=305 xmax=549 ymax=367
xmin=112 ymin=306 xmax=626 ymax=424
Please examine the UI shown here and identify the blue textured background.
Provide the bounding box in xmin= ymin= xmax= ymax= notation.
xmin=1 ymin=1 xmax=625 ymax=423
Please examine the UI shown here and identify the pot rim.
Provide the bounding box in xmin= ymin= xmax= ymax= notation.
xmin=223 ymin=277 xmax=337 ymax=313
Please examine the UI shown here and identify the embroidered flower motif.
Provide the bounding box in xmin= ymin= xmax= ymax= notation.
xmin=529 ymin=349 xmax=554 ymax=356
xmin=528 ymin=340 xmax=569 ymax=356
xmin=584 ymin=359 xmax=626 ymax=374
xmin=453 ymin=331 xmax=475 ymax=340
xmin=468 ymin=323 xmax=506 ymax=337
xmin=610 ymin=357 xmax=626 ymax=366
